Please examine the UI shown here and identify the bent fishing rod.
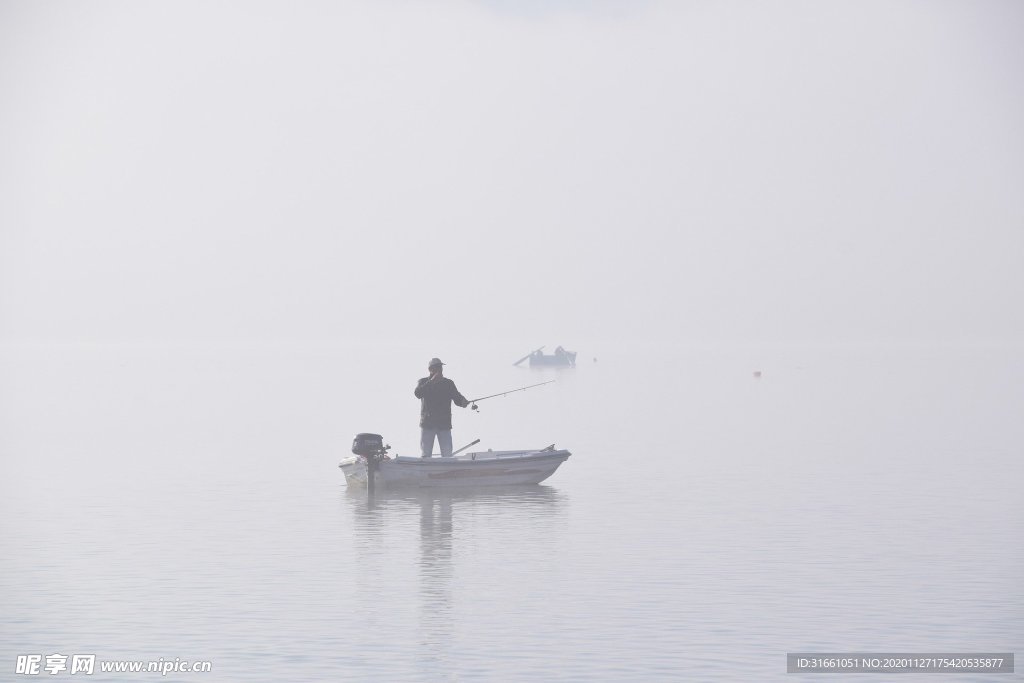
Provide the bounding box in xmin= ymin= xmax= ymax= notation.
xmin=468 ymin=380 xmax=554 ymax=411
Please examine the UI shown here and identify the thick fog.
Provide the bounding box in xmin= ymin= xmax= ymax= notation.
xmin=2 ymin=5 xmax=1023 ymax=680
xmin=1 ymin=0 xmax=1022 ymax=348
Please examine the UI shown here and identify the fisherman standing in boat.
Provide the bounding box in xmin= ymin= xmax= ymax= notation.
xmin=414 ymin=358 xmax=470 ymax=458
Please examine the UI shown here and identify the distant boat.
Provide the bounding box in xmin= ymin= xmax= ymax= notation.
xmin=514 ymin=346 xmax=577 ymax=367
xmin=339 ymin=447 xmax=572 ymax=488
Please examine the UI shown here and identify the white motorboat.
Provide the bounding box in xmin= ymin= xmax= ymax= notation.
xmin=339 ymin=445 xmax=571 ymax=489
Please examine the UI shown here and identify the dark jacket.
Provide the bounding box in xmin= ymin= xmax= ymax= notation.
xmin=414 ymin=376 xmax=469 ymax=430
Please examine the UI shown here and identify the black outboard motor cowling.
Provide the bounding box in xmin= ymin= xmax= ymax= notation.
xmin=352 ymin=433 xmax=385 ymax=457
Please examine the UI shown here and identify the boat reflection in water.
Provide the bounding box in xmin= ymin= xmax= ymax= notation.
xmin=344 ymin=485 xmax=568 ymax=672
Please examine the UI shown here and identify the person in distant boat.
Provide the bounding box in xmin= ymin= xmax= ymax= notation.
xmin=555 ymin=346 xmax=565 ymax=357
xmin=414 ymin=358 xmax=470 ymax=458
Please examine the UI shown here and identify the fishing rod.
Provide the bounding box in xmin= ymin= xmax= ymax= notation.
xmin=468 ymin=380 xmax=555 ymax=411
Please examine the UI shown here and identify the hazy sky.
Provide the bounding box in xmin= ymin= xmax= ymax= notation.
xmin=2 ymin=0 xmax=1022 ymax=347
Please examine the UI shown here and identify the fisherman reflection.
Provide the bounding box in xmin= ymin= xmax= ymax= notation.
xmin=418 ymin=492 xmax=454 ymax=651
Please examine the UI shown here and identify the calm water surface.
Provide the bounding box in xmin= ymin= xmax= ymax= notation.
xmin=1 ymin=343 xmax=1021 ymax=681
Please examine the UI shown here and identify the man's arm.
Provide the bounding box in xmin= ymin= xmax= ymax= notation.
xmin=450 ymin=381 xmax=470 ymax=408
xmin=414 ymin=377 xmax=430 ymax=398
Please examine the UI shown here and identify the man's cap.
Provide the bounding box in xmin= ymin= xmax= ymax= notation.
xmin=428 ymin=357 xmax=445 ymax=368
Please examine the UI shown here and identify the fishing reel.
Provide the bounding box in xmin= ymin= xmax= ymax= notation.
xmin=470 ymin=402 xmax=479 ymax=411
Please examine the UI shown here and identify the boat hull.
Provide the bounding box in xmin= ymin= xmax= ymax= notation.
xmin=339 ymin=449 xmax=571 ymax=489
xmin=528 ymin=353 xmax=576 ymax=367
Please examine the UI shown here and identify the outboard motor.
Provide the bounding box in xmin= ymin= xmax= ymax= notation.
xmin=351 ymin=433 xmax=388 ymax=493
xmin=352 ymin=432 xmax=386 ymax=457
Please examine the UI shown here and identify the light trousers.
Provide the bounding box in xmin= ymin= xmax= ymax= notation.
xmin=420 ymin=428 xmax=453 ymax=457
